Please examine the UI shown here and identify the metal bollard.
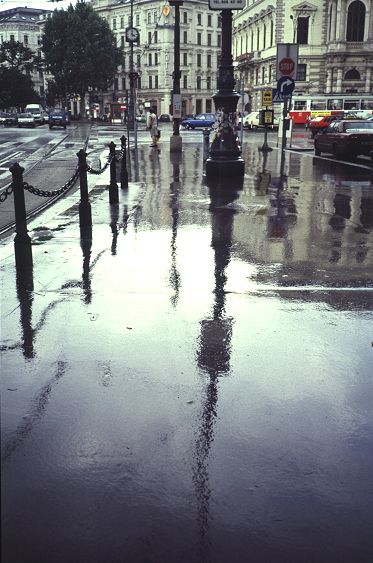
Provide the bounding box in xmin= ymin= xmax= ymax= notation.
xmin=109 ymin=141 xmax=119 ymax=204
xmin=120 ymin=135 xmax=129 ymax=189
xmin=77 ymin=149 xmax=92 ymax=235
xmin=202 ymin=128 xmax=210 ymax=161
xmin=9 ymin=162 xmax=33 ymax=273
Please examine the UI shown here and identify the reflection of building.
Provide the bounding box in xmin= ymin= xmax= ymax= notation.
xmin=233 ymin=0 xmax=373 ymax=110
xmin=0 ymin=7 xmax=49 ymax=102
xmin=91 ymin=0 xmax=221 ymax=116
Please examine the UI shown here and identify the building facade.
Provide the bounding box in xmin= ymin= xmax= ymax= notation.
xmin=0 ymin=6 xmax=49 ymax=104
xmin=91 ymin=0 xmax=222 ymax=116
xmin=233 ymin=0 xmax=373 ymax=110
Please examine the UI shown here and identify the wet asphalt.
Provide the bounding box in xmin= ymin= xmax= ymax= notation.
xmin=1 ymin=127 xmax=373 ymax=563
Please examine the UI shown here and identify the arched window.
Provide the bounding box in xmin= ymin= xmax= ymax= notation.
xmin=344 ymin=69 xmax=361 ymax=80
xmin=346 ymin=0 xmax=365 ymax=41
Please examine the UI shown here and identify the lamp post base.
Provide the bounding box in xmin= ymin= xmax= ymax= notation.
xmin=170 ymin=135 xmax=182 ymax=152
xmin=205 ymin=155 xmax=245 ymax=177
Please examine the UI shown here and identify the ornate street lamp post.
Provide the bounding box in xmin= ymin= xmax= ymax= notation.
xmin=205 ymin=2 xmax=245 ymax=177
xmin=170 ymin=0 xmax=183 ymax=152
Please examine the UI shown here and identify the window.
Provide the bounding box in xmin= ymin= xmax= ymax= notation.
xmin=207 ymin=54 xmax=211 ymax=68
xmin=183 ymin=31 xmax=188 ymax=43
xmin=217 ymin=16 xmax=222 ymax=28
xmin=154 ymin=31 xmax=158 ymax=43
xmin=122 ymin=77 xmax=126 ymax=90
xmin=137 ymin=54 xmax=141 ymax=67
xmin=183 ymin=52 xmax=187 ymax=65
xmin=121 ymin=36 xmax=125 ymax=48
xmin=255 ymin=68 xmax=259 ymax=84
xmin=257 ymin=28 xmax=260 ymax=50
xmin=154 ymin=11 xmax=157 ymax=23
xmin=137 ymin=76 xmax=141 ymax=89
xmin=217 ymin=34 xmax=221 ymax=47
xmin=114 ymin=78 xmax=118 ymax=90
xmin=297 ymin=17 xmax=309 ymax=44
xmin=270 ymin=20 xmax=274 ymax=45
xmin=208 ymin=15 xmax=212 ymax=26
xmin=346 ymin=0 xmax=365 ymax=41
xmin=269 ymin=64 xmax=272 ymax=82
xmin=136 ymin=14 xmax=140 ymax=26
xmin=251 ymin=31 xmax=254 ymax=51
xmin=197 ymin=33 xmax=202 ymax=45
xmin=183 ymin=11 xmax=187 ymax=24
xmin=149 ymin=75 xmax=153 ymax=88
xmin=183 ymin=75 xmax=188 ymax=89
xmin=155 ymin=75 xmax=158 ymax=88
xmin=207 ymin=76 xmax=211 ymax=89
xmin=148 ymin=31 xmax=152 ymax=44
xmin=297 ymin=64 xmax=307 ymax=81
xmin=206 ymin=99 xmax=212 ymax=112
xmin=148 ymin=53 xmax=152 ymax=66
xmin=263 ymin=25 xmax=266 ymax=49
xmin=113 ymin=18 xmax=117 ymax=30
xmin=197 ymin=76 xmax=201 ymax=90
xmin=120 ymin=16 xmax=124 ymax=29
xmin=344 ymin=69 xmax=361 ymax=80
xmin=37 ymin=35 xmax=42 ymax=46
xmin=147 ymin=12 xmax=151 ymax=24
xmin=24 ymin=35 xmax=28 ymax=45
xmin=197 ymin=13 xmax=202 ymax=25
xmin=327 ymin=99 xmax=343 ymax=110
xmin=197 ymin=54 xmax=202 ymax=67
xmin=262 ymin=67 xmax=265 ymax=83
xmin=10 ymin=34 xmax=14 ymax=42
xmin=155 ymin=52 xmax=159 ymax=65
xmin=207 ymin=33 xmax=211 ymax=46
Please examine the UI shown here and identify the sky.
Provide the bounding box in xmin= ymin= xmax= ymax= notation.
xmin=0 ymin=0 xmax=77 ymax=10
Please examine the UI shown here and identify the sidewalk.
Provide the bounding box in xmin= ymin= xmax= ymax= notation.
xmin=2 ymin=134 xmax=373 ymax=563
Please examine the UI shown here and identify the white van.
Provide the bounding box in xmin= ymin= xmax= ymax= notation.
xmin=25 ymin=104 xmax=47 ymax=125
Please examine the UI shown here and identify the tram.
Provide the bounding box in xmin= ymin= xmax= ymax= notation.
xmin=289 ymin=95 xmax=373 ymax=124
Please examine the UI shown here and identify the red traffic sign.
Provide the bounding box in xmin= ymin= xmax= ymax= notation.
xmin=279 ymin=57 xmax=295 ymax=76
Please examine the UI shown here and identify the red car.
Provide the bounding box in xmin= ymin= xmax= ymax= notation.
xmin=307 ymin=114 xmax=340 ymax=137
xmin=314 ymin=120 xmax=373 ymax=160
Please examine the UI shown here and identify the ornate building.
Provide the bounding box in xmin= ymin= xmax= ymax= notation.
xmin=0 ymin=6 xmax=49 ymax=103
xmin=233 ymin=0 xmax=373 ymax=110
xmin=91 ymin=0 xmax=222 ymax=116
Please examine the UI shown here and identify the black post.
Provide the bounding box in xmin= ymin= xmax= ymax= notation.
xmin=77 ymin=149 xmax=92 ymax=235
xmin=203 ymin=128 xmax=210 ymax=162
xmin=120 ymin=135 xmax=129 ymax=189
xmin=205 ymin=9 xmax=244 ymax=177
xmin=10 ymin=162 xmax=33 ymax=273
xmin=109 ymin=141 xmax=119 ymax=204
xmin=170 ymin=0 xmax=183 ymax=152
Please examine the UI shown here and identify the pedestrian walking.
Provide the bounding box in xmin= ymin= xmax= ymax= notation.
xmin=146 ymin=107 xmax=159 ymax=147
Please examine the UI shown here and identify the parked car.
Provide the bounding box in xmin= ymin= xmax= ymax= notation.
xmin=17 ymin=113 xmax=36 ymax=128
xmin=0 ymin=112 xmax=18 ymax=126
xmin=307 ymin=114 xmax=340 ymax=137
xmin=181 ymin=113 xmax=216 ymax=129
xmin=48 ymin=108 xmax=68 ymax=129
xmin=158 ymin=114 xmax=172 ymax=122
xmin=25 ymin=104 xmax=46 ymax=124
xmin=136 ymin=114 xmax=146 ymax=122
xmin=314 ymin=120 xmax=373 ymax=160
xmin=241 ymin=111 xmax=279 ymax=130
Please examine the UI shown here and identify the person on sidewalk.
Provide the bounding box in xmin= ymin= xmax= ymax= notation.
xmin=146 ymin=107 xmax=159 ymax=147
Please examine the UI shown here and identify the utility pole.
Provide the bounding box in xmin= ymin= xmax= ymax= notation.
xmin=126 ymin=0 xmax=139 ymax=148
xmin=169 ymin=0 xmax=183 ymax=152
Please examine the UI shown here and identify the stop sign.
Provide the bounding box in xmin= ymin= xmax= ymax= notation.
xmin=279 ymin=57 xmax=295 ymax=76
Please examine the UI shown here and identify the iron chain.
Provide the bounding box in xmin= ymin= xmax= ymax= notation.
xmin=86 ymin=152 xmax=115 ymax=175
xmin=0 ymin=185 xmax=14 ymax=204
xmin=22 ymin=168 xmax=79 ymax=198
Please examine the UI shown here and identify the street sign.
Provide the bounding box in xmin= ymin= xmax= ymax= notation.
xmin=276 ymin=76 xmax=295 ymax=98
xmin=272 ymin=88 xmax=286 ymax=103
xmin=262 ymin=89 xmax=272 ymax=106
xmin=173 ymin=93 xmax=182 ymax=118
xmin=209 ymin=0 xmax=246 ymax=10
xmin=276 ymin=43 xmax=299 ymax=80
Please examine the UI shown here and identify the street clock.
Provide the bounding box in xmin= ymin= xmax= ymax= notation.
xmin=125 ymin=27 xmax=140 ymax=43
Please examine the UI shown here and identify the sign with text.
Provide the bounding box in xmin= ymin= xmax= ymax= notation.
xmin=276 ymin=43 xmax=299 ymax=80
xmin=262 ymin=89 xmax=273 ymax=106
xmin=209 ymin=0 xmax=246 ymax=10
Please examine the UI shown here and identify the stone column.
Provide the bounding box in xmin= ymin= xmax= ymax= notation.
xmin=335 ymin=0 xmax=342 ymax=40
xmin=326 ymin=69 xmax=332 ymax=92
xmin=368 ymin=0 xmax=373 ymax=40
xmin=339 ymin=0 xmax=346 ymax=41
xmin=330 ymin=0 xmax=337 ymax=40
xmin=365 ymin=66 xmax=372 ymax=92
xmin=336 ymin=67 xmax=343 ymax=92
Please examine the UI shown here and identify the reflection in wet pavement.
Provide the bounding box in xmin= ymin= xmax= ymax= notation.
xmin=1 ymin=138 xmax=373 ymax=563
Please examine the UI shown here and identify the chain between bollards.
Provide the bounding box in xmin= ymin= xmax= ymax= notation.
xmin=120 ymin=135 xmax=129 ymax=189
xmin=109 ymin=141 xmax=119 ymax=204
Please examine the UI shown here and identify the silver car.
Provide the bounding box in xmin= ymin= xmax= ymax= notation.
xmin=17 ymin=113 xmax=36 ymax=128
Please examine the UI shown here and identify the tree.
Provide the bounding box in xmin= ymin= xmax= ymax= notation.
xmin=42 ymin=0 xmax=123 ymax=111
xmin=0 ymin=40 xmax=36 ymax=73
xmin=0 ymin=67 xmax=40 ymax=109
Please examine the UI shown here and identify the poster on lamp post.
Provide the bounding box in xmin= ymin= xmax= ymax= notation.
xmin=209 ymin=0 xmax=246 ymax=9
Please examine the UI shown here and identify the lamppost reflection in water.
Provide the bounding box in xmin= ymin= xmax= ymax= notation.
xmin=16 ymin=270 xmax=35 ymax=359
xmin=110 ymin=202 xmax=119 ymax=255
xmin=169 ymin=152 xmax=182 ymax=307
xmin=80 ymin=235 xmax=92 ymax=304
xmin=193 ymin=179 xmax=242 ymax=562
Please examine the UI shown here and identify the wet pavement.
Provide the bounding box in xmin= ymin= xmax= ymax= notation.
xmin=1 ymin=130 xmax=373 ymax=563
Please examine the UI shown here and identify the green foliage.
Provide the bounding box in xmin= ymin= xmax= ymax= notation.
xmin=0 ymin=40 xmax=37 ymax=73
xmin=42 ymin=0 xmax=123 ymax=101
xmin=0 ymin=67 xmax=40 ymax=109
